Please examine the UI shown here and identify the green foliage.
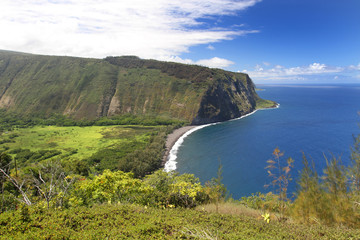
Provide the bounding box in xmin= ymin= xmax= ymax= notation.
xmin=1 ymin=203 xmax=359 ymax=239
xmin=68 ymin=169 xmax=207 ymax=208
xmin=32 ymin=161 xmax=75 ymax=209
xmin=204 ymin=162 xmax=227 ymax=213
xmin=291 ymin=153 xmax=360 ymax=227
xmin=72 ymin=170 xmax=146 ymax=206
xmin=86 ymin=128 xmax=168 ymax=177
xmin=265 ymin=147 xmax=294 ymax=220
xmin=19 ymin=205 xmax=31 ymax=222
xmin=256 ymin=98 xmax=278 ymax=109
xmin=168 ymin=173 xmax=205 ymax=208
xmin=0 ymin=51 xmax=269 ymax=126
xmin=0 ymin=151 xmax=14 ymax=212
xmin=321 ymin=155 xmax=359 ymax=226
xmin=0 ymin=51 xmax=204 ymax=122
xmin=323 ymin=155 xmax=347 ymax=197
xmin=12 ymin=149 xmax=62 ymax=168
xmin=350 ymin=131 xmax=360 ymax=192
xmin=1 ymin=124 xmax=174 ymax=177
xmin=0 ymin=108 xmax=186 ymax=132
xmin=0 ymin=151 xmax=11 ymax=169
xmin=291 ymin=154 xmax=332 ymax=224
xmin=143 ymin=170 xmax=207 ymax=208
xmin=239 ymin=192 xmax=287 ymax=214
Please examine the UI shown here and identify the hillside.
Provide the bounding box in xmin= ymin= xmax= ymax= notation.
xmin=0 ymin=50 xmax=265 ymax=125
xmin=1 ymin=204 xmax=359 ymax=239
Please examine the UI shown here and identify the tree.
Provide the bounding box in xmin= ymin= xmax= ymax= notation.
xmin=321 ymin=154 xmax=357 ymax=225
xmin=0 ymin=167 xmax=32 ymax=206
xmin=204 ymin=162 xmax=227 ymax=213
xmin=0 ymin=152 xmax=12 ymax=185
xmin=32 ymin=161 xmax=74 ymax=208
xmin=265 ymin=147 xmax=294 ymax=220
xmin=322 ymin=154 xmax=347 ymax=197
xmin=169 ymin=173 xmax=204 ymax=208
xmin=349 ymin=131 xmax=360 ymax=192
xmin=292 ymin=153 xmax=359 ymax=226
xmin=0 ymin=152 xmax=16 ymax=211
xmin=143 ymin=170 xmax=207 ymax=208
xmin=292 ymin=154 xmax=330 ymax=224
xmin=75 ymin=169 xmax=145 ymax=206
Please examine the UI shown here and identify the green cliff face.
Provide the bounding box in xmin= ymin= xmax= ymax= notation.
xmin=0 ymin=50 xmax=262 ymax=125
xmin=192 ymin=71 xmax=257 ymax=125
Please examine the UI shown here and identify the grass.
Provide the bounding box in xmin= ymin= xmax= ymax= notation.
xmin=0 ymin=125 xmax=158 ymax=160
xmin=196 ymin=202 xmax=262 ymax=219
xmin=1 ymin=203 xmax=359 ymax=239
xmin=256 ymin=98 xmax=278 ymax=109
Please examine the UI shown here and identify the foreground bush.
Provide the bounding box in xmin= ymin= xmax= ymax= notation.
xmin=1 ymin=203 xmax=359 ymax=239
xmin=72 ymin=170 xmax=208 ymax=208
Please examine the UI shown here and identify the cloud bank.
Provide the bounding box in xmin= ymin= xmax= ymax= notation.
xmin=242 ymin=62 xmax=360 ymax=83
xmin=0 ymin=0 xmax=260 ymax=68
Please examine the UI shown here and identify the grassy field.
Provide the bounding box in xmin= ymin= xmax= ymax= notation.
xmin=1 ymin=125 xmax=156 ymax=159
xmin=0 ymin=125 xmax=168 ymax=177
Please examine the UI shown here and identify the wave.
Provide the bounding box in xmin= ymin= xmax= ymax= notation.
xmin=164 ymin=123 xmax=214 ymax=172
xmin=164 ymin=105 xmax=280 ymax=172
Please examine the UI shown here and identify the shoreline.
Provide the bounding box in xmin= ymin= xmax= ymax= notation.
xmin=162 ymin=126 xmax=196 ymax=165
xmin=162 ymin=104 xmax=280 ymax=172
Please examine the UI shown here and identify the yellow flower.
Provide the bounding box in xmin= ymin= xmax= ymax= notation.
xmin=261 ymin=213 xmax=270 ymax=223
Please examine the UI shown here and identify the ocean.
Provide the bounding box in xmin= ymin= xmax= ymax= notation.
xmin=169 ymin=84 xmax=360 ymax=199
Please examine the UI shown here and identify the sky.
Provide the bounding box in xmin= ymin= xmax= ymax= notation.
xmin=0 ymin=0 xmax=359 ymax=84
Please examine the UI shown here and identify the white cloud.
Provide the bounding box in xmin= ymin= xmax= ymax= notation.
xmin=349 ymin=63 xmax=360 ymax=70
xmin=165 ymin=56 xmax=195 ymax=65
xmin=165 ymin=56 xmax=234 ymax=68
xmin=196 ymin=57 xmax=234 ymax=68
xmin=244 ymin=63 xmax=345 ymax=81
xmin=0 ymin=0 xmax=260 ymax=60
xmin=207 ymin=45 xmax=215 ymax=50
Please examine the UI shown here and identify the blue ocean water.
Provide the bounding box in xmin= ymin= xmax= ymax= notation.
xmin=175 ymin=84 xmax=360 ymax=199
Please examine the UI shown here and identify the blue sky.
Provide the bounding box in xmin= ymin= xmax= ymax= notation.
xmin=181 ymin=0 xmax=360 ymax=83
xmin=0 ymin=0 xmax=359 ymax=83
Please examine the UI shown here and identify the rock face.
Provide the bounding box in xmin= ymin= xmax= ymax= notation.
xmin=192 ymin=74 xmax=257 ymax=125
xmin=0 ymin=50 xmax=261 ymax=124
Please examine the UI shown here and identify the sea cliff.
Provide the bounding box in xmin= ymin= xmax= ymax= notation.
xmin=0 ymin=50 xmax=262 ymax=124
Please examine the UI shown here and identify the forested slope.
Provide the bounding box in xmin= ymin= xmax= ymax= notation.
xmin=0 ymin=50 xmax=263 ymax=124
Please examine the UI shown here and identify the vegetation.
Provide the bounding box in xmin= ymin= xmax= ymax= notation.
xmin=265 ymin=148 xmax=294 ymax=221
xmin=204 ymin=162 xmax=227 ymax=213
xmin=0 ymin=50 xmax=262 ymax=124
xmin=0 ymin=109 xmax=185 ymax=132
xmin=0 ymin=124 xmax=179 ymax=178
xmin=290 ymin=153 xmax=360 ymax=226
xmin=1 ymin=114 xmax=360 ymax=238
xmin=1 ymin=50 xmax=358 ymax=237
xmin=0 ymin=157 xmax=359 ymax=238
xmin=256 ymin=98 xmax=278 ymax=109
xmin=238 ymin=142 xmax=360 ymax=228
xmin=1 ymin=203 xmax=359 ymax=239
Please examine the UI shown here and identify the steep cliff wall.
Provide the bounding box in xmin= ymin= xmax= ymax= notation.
xmin=0 ymin=50 xmax=262 ymax=124
xmin=192 ymin=72 xmax=257 ymax=125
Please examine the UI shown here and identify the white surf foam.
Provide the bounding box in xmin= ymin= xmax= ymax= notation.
xmin=164 ymin=105 xmax=280 ymax=172
xmin=164 ymin=123 xmax=214 ymax=172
